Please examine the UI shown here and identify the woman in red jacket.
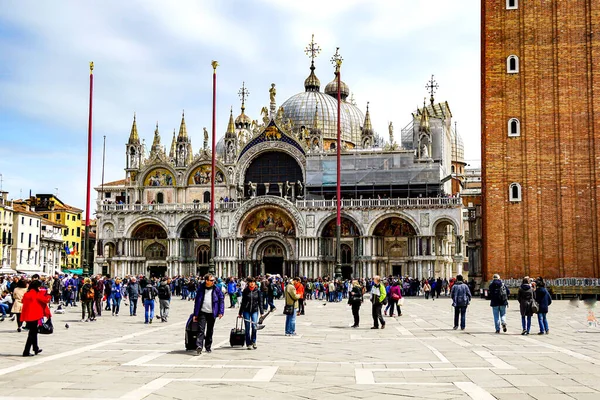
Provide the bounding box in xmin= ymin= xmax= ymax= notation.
xmin=20 ymin=280 xmax=51 ymax=357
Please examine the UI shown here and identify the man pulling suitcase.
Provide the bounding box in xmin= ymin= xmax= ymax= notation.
xmin=192 ymin=274 xmax=225 ymax=355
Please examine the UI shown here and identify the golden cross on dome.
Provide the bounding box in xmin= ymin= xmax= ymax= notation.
xmin=426 ymin=74 xmax=439 ymax=105
xmin=238 ymin=81 xmax=249 ymax=108
xmin=304 ymin=34 xmax=321 ymax=62
xmin=331 ymin=47 xmax=343 ymax=72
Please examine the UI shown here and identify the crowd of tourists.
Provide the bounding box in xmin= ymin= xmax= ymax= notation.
xmin=0 ymin=271 xmax=552 ymax=357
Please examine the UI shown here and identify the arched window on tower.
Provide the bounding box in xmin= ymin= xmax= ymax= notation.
xmin=507 ymin=55 xmax=519 ymax=73
xmin=508 ymin=118 xmax=521 ymax=137
xmin=329 ymin=143 xmax=336 ymax=151
xmin=506 ymin=0 xmax=518 ymax=9
xmin=509 ymin=183 xmax=522 ymax=202
xmin=203 ymin=191 xmax=211 ymax=203
xmin=156 ymin=192 xmax=164 ymax=204
xmin=451 ymin=165 xmax=456 ymax=174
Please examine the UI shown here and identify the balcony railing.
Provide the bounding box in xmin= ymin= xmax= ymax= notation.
xmin=296 ymin=197 xmax=462 ymax=209
xmin=98 ymin=196 xmax=461 ymax=214
xmin=98 ymin=201 xmax=241 ymax=213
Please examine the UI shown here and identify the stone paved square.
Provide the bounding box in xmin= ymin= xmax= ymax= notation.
xmin=1 ymin=296 xmax=600 ymax=399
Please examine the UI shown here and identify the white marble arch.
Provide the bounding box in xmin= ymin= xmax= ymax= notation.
xmin=249 ymin=232 xmax=294 ymax=260
xmin=366 ymin=212 xmax=421 ymax=236
xmin=431 ymin=216 xmax=460 ymax=234
xmin=125 ymin=216 xmax=170 ymax=238
xmin=176 ymin=214 xmax=221 ymax=238
xmin=315 ymin=212 xmax=365 ymax=237
xmin=234 ymin=141 xmax=306 ymax=186
xmin=229 ymin=195 xmax=306 ymax=237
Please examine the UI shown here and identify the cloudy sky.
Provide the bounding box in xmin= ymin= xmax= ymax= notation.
xmin=0 ymin=0 xmax=480 ymax=211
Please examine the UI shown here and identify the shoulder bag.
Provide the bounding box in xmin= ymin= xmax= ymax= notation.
xmin=283 ymin=288 xmax=294 ymax=315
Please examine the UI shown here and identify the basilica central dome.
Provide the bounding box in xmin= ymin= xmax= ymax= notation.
xmin=281 ymin=62 xmax=363 ymax=146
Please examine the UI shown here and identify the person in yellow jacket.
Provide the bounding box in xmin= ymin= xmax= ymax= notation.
xmin=370 ymin=276 xmax=387 ymax=329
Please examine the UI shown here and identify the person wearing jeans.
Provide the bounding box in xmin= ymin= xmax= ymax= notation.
xmin=238 ymin=277 xmax=264 ymax=349
xmin=140 ymin=280 xmax=158 ymax=324
xmin=284 ymin=278 xmax=300 ymax=336
xmin=535 ymin=277 xmax=552 ymax=334
xmin=450 ymin=274 xmax=472 ymax=330
xmin=488 ymin=274 xmax=510 ymax=333
xmin=517 ymin=277 xmax=535 ymax=335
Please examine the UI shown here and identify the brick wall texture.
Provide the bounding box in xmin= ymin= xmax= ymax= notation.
xmin=482 ymin=0 xmax=600 ymax=281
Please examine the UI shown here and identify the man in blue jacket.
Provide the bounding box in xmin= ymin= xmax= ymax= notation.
xmin=450 ymin=274 xmax=472 ymax=330
xmin=193 ymin=274 xmax=225 ymax=355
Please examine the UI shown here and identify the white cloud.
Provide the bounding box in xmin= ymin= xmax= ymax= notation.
xmin=0 ymin=0 xmax=481 ymax=209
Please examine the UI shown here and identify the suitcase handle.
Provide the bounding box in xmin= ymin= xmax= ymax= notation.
xmin=235 ymin=316 xmax=243 ymax=330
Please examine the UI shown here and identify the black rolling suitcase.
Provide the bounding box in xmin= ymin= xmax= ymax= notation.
xmin=185 ymin=314 xmax=199 ymax=350
xmin=230 ymin=318 xmax=245 ymax=347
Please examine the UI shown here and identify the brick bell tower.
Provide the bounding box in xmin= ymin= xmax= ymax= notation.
xmin=481 ymin=0 xmax=600 ymax=282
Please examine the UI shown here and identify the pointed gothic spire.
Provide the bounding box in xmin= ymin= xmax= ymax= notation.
xmin=225 ymin=107 xmax=235 ymax=138
xmin=151 ymin=122 xmax=162 ymax=154
xmin=312 ymin=104 xmax=321 ymax=131
xmin=419 ymin=99 xmax=431 ymax=133
xmin=169 ymin=129 xmax=176 ymax=158
xmin=363 ymin=102 xmax=373 ymax=134
xmin=178 ymin=110 xmax=188 ymax=141
xmin=186 ymin=139 xmax=193 ymax=165
xmin=128 ymin=113 xmax=139 ymax=144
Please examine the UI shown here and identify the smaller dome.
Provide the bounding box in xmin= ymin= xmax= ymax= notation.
xmin=304 ymin=61 xmax=320 ymax=92
xmin=325 ymin=77 xmax=349 ymax=101
xmin=235 ymin=112 xmax=252 ymax=126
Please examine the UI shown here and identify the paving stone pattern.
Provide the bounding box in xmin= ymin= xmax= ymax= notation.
xmin=1 ymin=295 xmax=600 ymax=399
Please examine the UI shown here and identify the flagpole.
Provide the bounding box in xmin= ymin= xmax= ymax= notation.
xmin=209 ymin=60 xmax=218 ymax=275
xmin=101 ymin=135 xmax=106 ymax=195
xmin=84 ymin=61 xmax=94 ymax=277
xmin=332 ymin=49 xmax=342 ymax=279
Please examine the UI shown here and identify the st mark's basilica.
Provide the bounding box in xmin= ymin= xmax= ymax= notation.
xmin=94 ymin=39 xmax=465 ymax=280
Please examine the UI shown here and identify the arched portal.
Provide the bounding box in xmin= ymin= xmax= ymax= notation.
xmin=244 ymin=151 xmax=303 ymax=197
xmin=320 ymin=217 xmax=360 ymax=279
xmin=373 ymin=216 xmax=417 ymax=277
xmin=180 ymin=219 xmax=214 ymax=276
xmin=131 ymin=222 xmax=168 ymax=278
xmin=259 ymin=241 xmax=285 ymax=276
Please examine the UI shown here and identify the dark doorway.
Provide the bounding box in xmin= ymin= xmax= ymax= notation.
xmin=263 ymin=256 xmax=284 ymax=276
xmin=197 ymin=266 xmax=209 ymax=276
xmin=149 ymin=266 xmax=167 ymax=278
xmin=392 ymin=265 xmax=402 ymax=277
xmin=341 ymin=266 xmax=353 ymax=280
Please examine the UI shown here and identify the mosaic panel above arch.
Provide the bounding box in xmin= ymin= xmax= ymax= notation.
xmin=144 ymin=168 xmax=175 ymax=187
xmin=181 ymin=219 xmax=211 ymax=239
xmin=242 ymin=207 xmax=296 ymax=237
xmin=321 ymin=217 xmax=360 ymax=238
xmin=373 ymin=217 xmax=416 ymax=237
xmin=188 ymin=165 xmax=225 ymax=185
xmin=132 ymin=223 xmax=168 ymax=239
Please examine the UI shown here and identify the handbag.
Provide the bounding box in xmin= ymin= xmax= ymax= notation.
xmin=398 ymin=297 xmax=405 ymax=306
xmin=283 ymin=289 xmax=294 ymax=315
xmin=392 ymin=293 xmax=400 ymax=301
xmin=530 ymin=299 xmax=540 ymax=314
xmin=38 ymin=317 xmax=54 ymax=335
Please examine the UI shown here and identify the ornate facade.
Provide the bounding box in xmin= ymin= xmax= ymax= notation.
xmin=94 ymin=40 xmax=465 ymax=279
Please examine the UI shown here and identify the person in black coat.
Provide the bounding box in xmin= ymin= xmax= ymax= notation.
xmin=535 ymin=277 xmax=552 ymax=334
xmin=348 ymin=280 xmax=364 ymax=328
xmin=238 ymin=277 xmax=264 ymax=350
xmin=517 ymin=277 xmax=535 ymax=335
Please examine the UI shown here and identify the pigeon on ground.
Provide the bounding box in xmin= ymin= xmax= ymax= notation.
xmin=65 ymin=323 xmax=69 ymax=329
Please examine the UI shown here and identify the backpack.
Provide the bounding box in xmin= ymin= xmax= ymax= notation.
xmin=500 ymin=284 xmax=508 ymax=304
xmin=86 ymin=287 xmax=95 ymax=300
